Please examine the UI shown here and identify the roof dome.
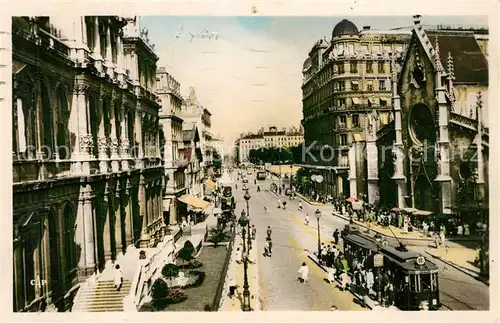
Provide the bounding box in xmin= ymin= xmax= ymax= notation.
xmin=332 ymin=19 xmax=359 ymax=38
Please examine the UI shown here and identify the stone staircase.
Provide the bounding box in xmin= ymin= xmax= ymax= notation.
xmin=72 ymin=280 xmax=132 ymax=312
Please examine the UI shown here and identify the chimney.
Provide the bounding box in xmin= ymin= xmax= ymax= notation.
xmin=363 ymin=26 xmax=371 ymax=30
xmin=413 ymin=14 xmax=422 ymax=25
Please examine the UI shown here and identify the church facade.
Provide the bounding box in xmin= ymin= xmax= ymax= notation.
xmin=375 ymin=15 xmax=489 ymax=216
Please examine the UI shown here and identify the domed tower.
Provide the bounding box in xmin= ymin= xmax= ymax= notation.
xmin=332 ymin=19 xmax=359 ymax=39
xmin=331 ymin=19 xmax=360 ymax=56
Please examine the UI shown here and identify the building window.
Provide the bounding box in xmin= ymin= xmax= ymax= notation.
xmin=339 ymin=115 xmax=347 ymax=127
xmin=351 ymin=81 xmax=359 ymax=91
xmin=366 ymin=61 xmax=373 ymax=73
xmin=339 ymin=81 xmax=345 ymax=91
xmin=378 ymin=61 xmax=385 ymax=73
xmin=379 ymin=80 xmax=386 ymax=91
xmin=340 ymin=134 xmax=348 ymax=146
xmin=380 ymin=98 xmax=387 ymax=107
xmin=367 ymin=81 xmax=373 ymax=91
xmin=352 ymin=114 xmax=360 ymax=128
xmin=338 ymin=98 xmax=346 ymax=107
xmin=338 ymin=63 xmax=344 ymax=74
xmin=350 ymin=61 xmax=358 ymax=73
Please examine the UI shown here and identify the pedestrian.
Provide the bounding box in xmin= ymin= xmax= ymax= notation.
xmin=304 ymin=214 xmax=310 ymax=226
xmin=235 ymin=247 xmax=242 ymax=264
xmin=267 ymin=238 xmax=273 ymax=256
xmin=114 ymin=264 xmax=123 ymax=291
xmin=263 ymin=240 xmax=270 ymax=257
xmin=298 ymin=262 xmax=309 ymax=284
xmin=251 ymin=225 xmax=257 ymax=240
xmin=283 ymin=200 xmax=287 ymax=210
xmin=366 ymin=268 xmax=374 ymax=295
xmin=264 ymin=205 xmax=268 ymax=212
xmin=235 ymin=184 xmax=238 ymax=189
xmin=464 ymin=223 xmax=470 ymax=236
xmin=457 ymin=223 xmax=463 ymax=236
xmin=228 ymin=275 xmax=237 ymax=299
xmin=298 ymin=201 xmax=303 ymax=210
xmin=330 ymin=305 xmax=338 ymax=311
xmin=422 ymin=220 xmax=429 ymax=237
xmin=325 ymin=266 xmax=336 ymax=284
xmin=439 ymin=230 xmax=446 ymax=248
xmin=340 ymin=271 xmax=350 ymax=291
xmin=333 ymin=229 xmax=340 ymax=245
xmin=277 ymin=198 xmax=281 ymax=208
xmin=266 ymin=226 xmax=272 ymax=239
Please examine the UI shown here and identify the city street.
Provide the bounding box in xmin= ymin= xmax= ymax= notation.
xmin=231 ymin=173 xmax=489 ymax=311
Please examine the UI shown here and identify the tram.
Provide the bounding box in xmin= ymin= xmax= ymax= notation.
xmin=218 ymin=175 xmax=236 ymax=224
xmin=343 ymin=232 xmax=441 ymax=310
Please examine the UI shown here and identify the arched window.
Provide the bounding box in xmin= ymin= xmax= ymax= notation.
xmin=40 ymin=82 xmax=54 ymax=159
xmin=63 ymin=205 xmax=77 ymax=288
xmin=56 ymin=88 xmax=70 ymax=159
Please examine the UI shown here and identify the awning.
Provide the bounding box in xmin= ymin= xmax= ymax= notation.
xmin=352 ymin=97 xmax=361 ymax=105
xmin=163 ymin=199 xmax=171 ymax=212
xmin=352 ymin=133 xmax=362 ymax=142
xmin=205 ymin=178 xmax=216 ymax=191
xmin=346 ymin=196 xmax=358 ymax=203
xmin=178 ymin=194 xmax=210 ymax=210
xmin=415 ymin=210 xmax=433 ymax=216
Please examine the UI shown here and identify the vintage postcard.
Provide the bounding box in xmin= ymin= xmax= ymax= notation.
xmin=1 ymin=0 xmax=498 ymax=322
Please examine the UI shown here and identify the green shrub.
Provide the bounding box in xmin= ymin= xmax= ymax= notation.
xmin=162 ymin=263 xmax=179 ymax=285
xmin=178 ymin=245 xmax=194 ymax=266
xmin=166 ymin=288 xmax=188 ymax=304
xmin=151 ymin=278 xmax=169 ymax=300
xmin=207 ymin=226 xmax=230 ymax=248
xmin=183 ymin=240 xmax=195 ymax=255
xmin=178 ymin=259 xmax=203 ymax=269
xmin=184 ymin=270 xmax=206 ymax=288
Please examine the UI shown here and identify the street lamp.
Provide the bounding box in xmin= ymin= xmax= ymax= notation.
xmin=244 ymin=190 xmax=251 ymax=250
xmin=237 ymin=210 xmax=251 ymax=311
xmin=315 ymin=209 xmax=322 ymax=261
xmin=289 ymin=164 xmax=293 ymax=191
xmin=278 ymin=161 xmax=282 ymax=192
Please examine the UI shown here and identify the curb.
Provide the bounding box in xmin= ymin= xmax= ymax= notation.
xmin=424 ymin=250 xmax=490 ymax=286
xmin=295 ymin=192 xmax=329 ymax=206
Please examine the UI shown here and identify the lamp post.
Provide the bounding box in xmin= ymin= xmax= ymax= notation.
xmin=244 ymin=190 xmax=252 ymax=250
xmin=289 ymin=164 xmax=293 ymax=191
xmin=238 ymin=210 xmax=251 ymax=311
xmin=315 ymin=209 xmax=322 ymax=261
xmin=278 ymin=161 xmax=282 ymax=192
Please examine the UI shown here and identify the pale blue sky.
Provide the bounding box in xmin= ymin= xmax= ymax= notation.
xmin=141 ymin=15 xmax=487 ymax=151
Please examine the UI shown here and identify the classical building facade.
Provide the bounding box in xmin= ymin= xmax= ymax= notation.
xmin=375 ymin=15 xmax=489 ymax=214
xmin=156 ymin=67 xmax=188 ymax=225
xmin=236 ymin=126 xmax=304 ymax=163
xmin=12 ymin=16 xmax=164 ymax=312
xmin=300 ymin=19 xmax=410 ymax=200
xmin=182 ymin=124 xmax=204 ymax=198
xmin=182 ymin=87 xmax=215 ymax=176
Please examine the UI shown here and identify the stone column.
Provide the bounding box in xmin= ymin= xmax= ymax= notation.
xmin=70 ymin=83 xmax=92 ymax=174
xmin=104 ymin=23 xmax=114 ymax=78
xmin=102 ymin=189 xmax=112 ymax=264
xmin=433 ymin=49 xmax=452 ymax=214
xmin=348 ymin=145 xmax=357 ymax=198
xmin=366 ymin=114 xmax=380 ymax=205
xmin=116 ymin=31 xmax=125 ymax=84
xmin=138 ymin=177 xmax=149 ymax=248
xmin=97 ymin=96 xmax=109 ymax=173
xmin=390 ymin=58 xmax=406 ymax=208
xmin=135 ymin=110 xmax=145 ymax=168
xmin=119 ymin=108 xmax=130 ymax=171
xmin=122 ymin=181 xmax=134 ymax=247
xmin=475 ymin=91 xmax=486 ymax=200
xmin=76 ymin=185 xmax=96 ymax=278
xmin=109 ymin=99 xmax=120 ymax=172
xmin=114 ymin=188 xmax=124 ymax=257
xmin=92 ymin=17 xmax=103 ymax=73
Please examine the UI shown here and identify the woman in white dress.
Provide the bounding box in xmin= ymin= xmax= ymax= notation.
xmin=114 ymin=264 xmax=123 ymax=291
xmin=325 ymin=266 xmax=336 ymax=284
xmin=298 ymin=262 xmax=309 ymax=284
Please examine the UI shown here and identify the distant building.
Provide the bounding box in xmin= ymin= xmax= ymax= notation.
xmin=236 ymin=126 xmax=304 ymax=163
xmin=300 ymin=18 xmax=411 ymax=198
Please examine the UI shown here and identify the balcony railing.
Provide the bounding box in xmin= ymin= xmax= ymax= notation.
xmin=450 ymin=112 xmax=478 ymax=131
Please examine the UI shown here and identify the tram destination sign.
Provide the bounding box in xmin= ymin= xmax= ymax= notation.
xmin=373 ymin=253 xmax=384 ymax=267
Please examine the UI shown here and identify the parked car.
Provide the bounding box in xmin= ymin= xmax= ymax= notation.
xmin=285 ymin=188 xmax=292 ymax=196
xmin=242 ymin=178 xmax=249 ymax=183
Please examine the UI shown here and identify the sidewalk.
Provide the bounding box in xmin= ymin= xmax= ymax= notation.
xmin=425 ymin=247 xmax=489 ymax=285
xmin=219 ymin=232 xmax=260 ymax=311
xmin=294 ymin=192 xmax=330 ymax=207
xmin=307 ymin=252 xmax=399 ymax=311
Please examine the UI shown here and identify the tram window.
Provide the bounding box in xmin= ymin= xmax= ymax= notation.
xmin=411 ymin=275 xmax=420 ymax=292
xmin=421 ymin=274 xmax=432 ymax=291
xmin=430 ymin=273 xmax=437 ymax=291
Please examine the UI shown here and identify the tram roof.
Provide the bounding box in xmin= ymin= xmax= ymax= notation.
xmin=344 ymin=233 xmax=379 ymax=251
xmin=380 ymin=245 xmax=439 ymax=272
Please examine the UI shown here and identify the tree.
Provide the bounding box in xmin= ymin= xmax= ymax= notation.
xmin=151 ymin=278 xmax=169 ymax=300
xmin=178 ymin=245 xmax=194 ymax=267
xmin=183 ymin=240 xmax=195 ymax=256
xmin=161 ymin=263 xmax=179 ymax=286
xmin=207 ymin=225 xmax=230 ymax=248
